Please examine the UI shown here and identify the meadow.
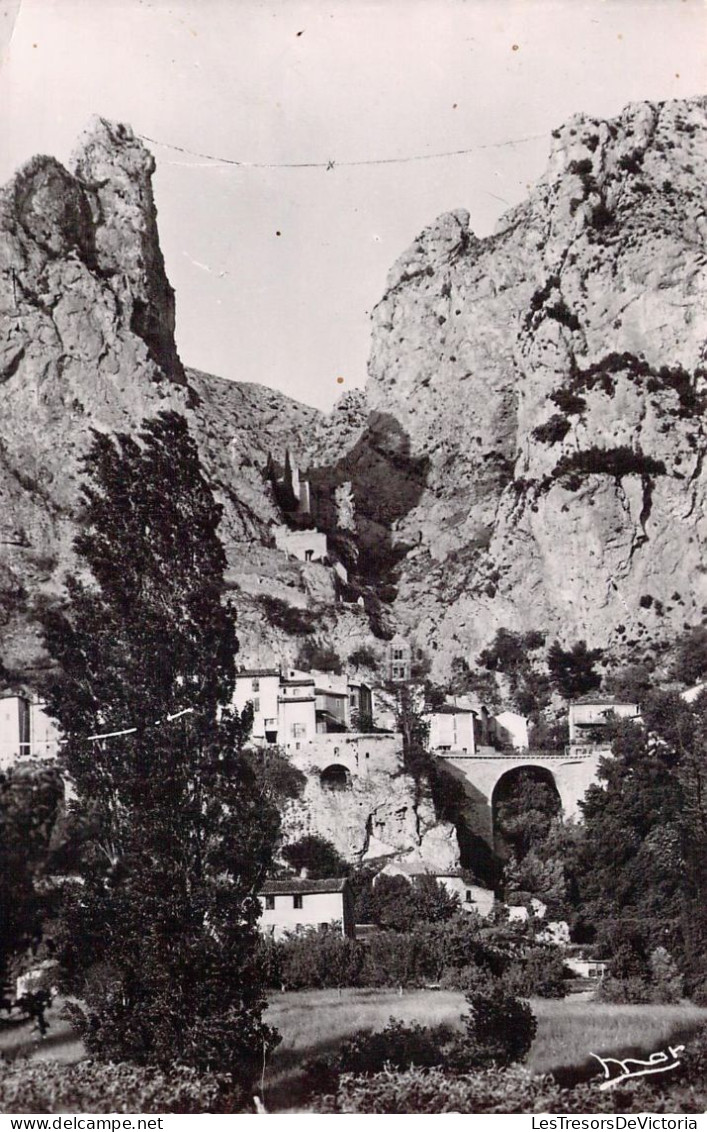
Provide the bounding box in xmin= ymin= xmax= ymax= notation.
xmin=262 ymin=989 xmax=707 ymax=1109
xmin=2 ymin=990 xmax=706 ymax=1112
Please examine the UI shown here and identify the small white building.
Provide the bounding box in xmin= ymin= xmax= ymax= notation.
xmin=0 ymin=693 xmax=61 ymax=770
xmin=231 ymin=669 xmax=281 ymax=745
xmin=493 ymin=711 xmax=529 ymax=750
xmin=272 ymin=526 xmax=348 ymax=583
xmin=568 ymin=697 xmax=640 ymax=749
xmin=565 ymin=956 xmax=608 ymax=979
xmin=427 ymin=705 xmax=477 ymax=755
xmin=258 ymin=877 xmax=355 ymax=939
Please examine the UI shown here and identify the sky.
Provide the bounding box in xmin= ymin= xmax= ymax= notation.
xmin=0 ymin=0 xmax=705 ymax=410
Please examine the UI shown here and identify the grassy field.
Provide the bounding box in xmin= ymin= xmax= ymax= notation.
xmin=261 ymin=989 xmax=707 ymax=1109
xmin=2 ymin=990 xmax=706 ymax=1112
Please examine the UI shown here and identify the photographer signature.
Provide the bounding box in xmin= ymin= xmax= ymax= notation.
xmin=590 ymin=1044 xmax=685 ymax=1090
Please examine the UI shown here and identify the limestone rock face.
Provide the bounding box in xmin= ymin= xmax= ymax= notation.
xmin=281 ymin=761 xmax=460 ymax=871
xmin=317 ymin=97 xmax=707 ymax=678
xmin=0 ymin=120 xmax=326 ymax=672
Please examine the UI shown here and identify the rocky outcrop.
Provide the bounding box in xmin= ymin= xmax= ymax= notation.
xmin=281 ymin=762 xmax=460 ymax=872
xmin=0 ymin=119 xmax=332 ymax=674
xmin=309 ymin=97 xmax=707 ymax=679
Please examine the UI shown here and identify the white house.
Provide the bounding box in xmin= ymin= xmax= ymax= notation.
xmin=0 ymin=693 xmax=61 ymax=770
xmin=426 ymin=704 xmax=477 ymax=755
xmin=258 ymin=877 xmax=355 ymax=939
xmin=493 ymin=711 xmax=529 ymax=750
xmin=233 ymin=668 xmax=373 ymax=748
xmin=568 ymin=697 xmax=640 ymax=749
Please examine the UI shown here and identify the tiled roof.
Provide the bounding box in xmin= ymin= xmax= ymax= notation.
xmin=572 ymin=695 xmax=639 ymax=707
xmin=260 ymin=877 xmax=348 ymax=895
xmin=235 ymin=669 xmax=280 ymax=678
xmin=429 ymin=704 xmax=476 ymax=715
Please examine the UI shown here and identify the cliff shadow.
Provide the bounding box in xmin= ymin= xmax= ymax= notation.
xmin=431 ymin=759 xmax=501 ymax=890
xmin=300 ymin=412 xmax=430 ymax=599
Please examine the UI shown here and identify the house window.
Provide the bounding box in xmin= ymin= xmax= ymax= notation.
xmin=393 ymin=664 xmax=405 ymax=679
xmin=393 ymin=649 xmax=404 ymax=660
xmin=466 ymin=890 xmax=472 ymax=903
xmin=265 ymin=895 xmax=275 ymax=910
xmin=292 ymin=723 xmax=306 ymax=738
xmin=253 ymin=697 xmax=260 ymax=713
xmin=252 ymin=678 xmax=260 ymax=692
xmin=293 ymin=894 xmax=303 ymax=909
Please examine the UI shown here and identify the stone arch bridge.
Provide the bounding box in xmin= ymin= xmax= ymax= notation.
xmin=439 ymin=747 xmax=604 ymax=850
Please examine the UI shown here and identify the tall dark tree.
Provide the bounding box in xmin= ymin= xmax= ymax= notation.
xmin=547 ymin=639 xmax=603 ymax=700
xmin=573 ymin=692 xmax=707 ymax=987
xmin=41 ymin=412 xmax=280 ymax=1086
xmin=0 ymin=763 xmax=63 ymax=1010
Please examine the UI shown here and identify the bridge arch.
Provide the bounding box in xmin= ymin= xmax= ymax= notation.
xmin=491 ymin=764 xmax=562 ymax=859
xmin=320 ymin=763 xmax=352 ymax=791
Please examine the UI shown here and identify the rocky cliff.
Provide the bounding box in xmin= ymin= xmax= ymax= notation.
xmin=0 ymin=117 xmax=344 ymax=675
xmin=308 ymin=96 xmax=707 ymax=680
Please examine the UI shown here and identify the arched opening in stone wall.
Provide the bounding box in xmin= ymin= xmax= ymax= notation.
xmin=491 ymin=765 xmax=562 ymax=863
xmin=320 ymin=763 xmax=352 ymax=791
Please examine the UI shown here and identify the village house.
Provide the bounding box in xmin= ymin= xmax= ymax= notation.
xmin=232 ymin=667 xmax=374 ymax=748
xmin=258 ymin=876 xmax=355 ymax=939
xmin=386 ymin=634 xmax=412 ymax=682
xmin=425 ymin=695 xmax=527 ymax=757
xmin=568 ymin=696 xmax=640 ymax=751
xmin=272 ymin=525 xmax=348 ymax=584
xmin=426 ymin=703 xmax=477 ymax=754
xmin=0 ymin=692 xmax=61 ymax=771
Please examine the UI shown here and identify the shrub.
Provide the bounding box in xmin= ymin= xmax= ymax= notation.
xmin=549 ymin=388 xmax=586 ymax=415
xmin=459 ymin=984 xmax=537 ymax=1067
xmin=532 ymin=414 xmax=571 ymax=446
xmin=258 ymin=595 xmax=317 ymax=635
xmin=348 ymin=645 xmax=378 ymax=671
xmin=596 ymin=975 xmax=655 ymax=1004
xmin=313 ymin=1064 xmax=707 ymax=1114
xmin=503 ymin=946 xmax=566 ymax=999
xmin=280 ymin=835 xmax=349 ymax=879
xmin=649 ymin=947 xmax=683 ymax=1003
xmin=672 ymin=625 xmax=707 ymax=686
xmin=295 ymin=639 xmax=342 ymax=672
xmin=0 ymin=1059 xmax=247 ymax=1114
xmin=551 ymin=445 xmax=666 ymax=486
xmin=276 ymin=928 xmax=365 ymax=991
xmin=338 ymin=1018 xmax=457 ymax=1075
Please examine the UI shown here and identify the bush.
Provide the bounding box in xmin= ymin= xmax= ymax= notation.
xmin=532 ymin=414 xmax=571 ymax=445
xmin=258 ymin=595 xmax=317 ymax=635
xmin=596 ymin=975 xmax=655 ymax=1004
xmin=348 ymin=645 xmax=378 ymax=671
xmin=459 ymin=984 xmax=537 ymax=1067
xmin=275 ymin=928 xmax=365 ymax=990
xmin=280 ymin=835 xmax=349 ymax=879
xmin=313 ymin=1064 xmax=707 ymax=1114
xmin=295 ymin=639 xmax=342 ymax=672
xmin=550 ymin=389 xmax=587 ymax=415
xmin=0 ymin=1059 xmax=247 ymax=1114
xmin=503 ymin=947 xmax=567 ymax=999
xmin=338 ymin=1018 xmax=457 ymax=1074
